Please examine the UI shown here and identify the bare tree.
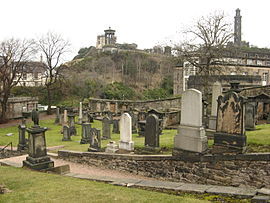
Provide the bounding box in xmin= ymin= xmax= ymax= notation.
xmin=37 ymin=32 xmax=70 ymax=114
xmin=178 ymin=12 xmax=234 ymax=92
xmin=0 ymin=38 xmax=35 ymax=123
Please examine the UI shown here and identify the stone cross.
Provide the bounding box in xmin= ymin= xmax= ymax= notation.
xmin=174 ymin=89 xmax=208 ymax=154
xmin=102 ymin=116 xmax=111 ymax=139
xmin=145 ymin=114 xmax=159 ymax=148
xmin=209 ymin=82 xmax=222 ymax=130
xmin=119 ymin=113 xmax=134 ymax=151
xmin=213 ymin=91 xmax=246 ymax=153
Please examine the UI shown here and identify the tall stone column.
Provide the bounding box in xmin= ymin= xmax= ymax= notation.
xmin=209 ymin=82 xmax=222 ymax=130
xmin=78 ymin=102 xmax=83 ymax=124
xmin=17 ymin=119 xmax=27 ymax=151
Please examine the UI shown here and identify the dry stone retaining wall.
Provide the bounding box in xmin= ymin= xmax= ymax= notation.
xmin=58 ymin=150 xmax=270 ymax=188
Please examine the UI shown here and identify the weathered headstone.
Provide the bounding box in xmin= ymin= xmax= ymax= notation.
xmin=213 ymin=91 xmax=246 ymax=154
xmin=23 ymin=114 xmax=54 ymax=170
xmin=54 ymin=108 xmax=60 ymax=124
xmin=145 ymin=114 xmax=159 ymax=148
xmin=129 ymin=111 xmax=138 ymax=133
xmin=105 ymin=141 xmax=118 ymax=153
xmin=245 ymin=102 xmax=256 ymax=130
xmin=209 ymin=81 xmax=222 ymax=130
xmin=102 ymin=116 xmax=111 ymax=139
xmin=80 ymin=123 xmax=91 ymax=144
xmin=112 ymin=119 xmax=120 ymax=134
xmin=119 ymin=113 xmax=134 ymax=151
xmin=62 ymin=125 xmax=71 ymax=141
xmin=68 ymin=114 xmax=77 ymax=136
xmin=63 ymin=110 xmax=68 ymax=125
xmin=174 ymin=89 xmax=208 ymax=154
xmin=17 ymin=118 xmax=27 ymax=151
xmin=88 ymin=128 xmax=101 ymax=152
xmin=78 ymin=102 xmax=83 ymax=124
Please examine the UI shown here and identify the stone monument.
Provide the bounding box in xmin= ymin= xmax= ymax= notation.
xmin=78 ymin=102 xmax=83 ymax=124
xmin=23 ymin=109 xmax=54 ymax=170
xmin=54 ymin=108 xmax=60 ymax=125
xmin=102 ymin=116 xmax=111 ymax=139
xmin=209 ymin=82 xmax=222 ymax=130
xmin=68 ymin=113 xmax=77 ymax=136
xmin=88 ymin=128 xmax=101 ymax=152
xmin=119 ymin=113 xmax=134 ymax=151
xmin=245 ymin=102 xmax=256 ymax=131
xmin=145 ymin=114 xmax=159 ymax=148
xmin=105 ymin=141 xmax=118 ymax=153
xmin=62 ymin=125 xmax=71 ymax=141
xmin=80 ymin=123 xmax=91 ymax=144
xmin=213 ymin=91 xmax=246 ymax=154
xmin=17 ymin=118 xmax=27 ymax=151
xmin=112 ymin=120 xmax=120 ymax=134
xmin=174 ymin=89 xmax=208 ymax=154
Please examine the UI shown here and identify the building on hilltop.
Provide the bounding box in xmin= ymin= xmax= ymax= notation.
xmin=96 ymin=27 xmax=117 ymax=51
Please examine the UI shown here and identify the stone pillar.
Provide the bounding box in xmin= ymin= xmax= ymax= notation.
xmin=62 ymin=125 xmax=71 ymax=141
xmin=80 ymin=123 xmax=91 ymax=144
xmin=54 ymin=108 xmax=60 ymax=125
xmin=78 ymin=102 xmax=83 ymax=124
xmin=209 ymin=82 xmax=222 ymax=130
xmin=102 ymin=116 xmax=111 ymax=139
xmin=23 ymin=126 xmax=54 ymax=170
xmin=245 ymin=102 xmax=256 ymax=131
xmin=119 ymin=113 xmax=134 ymax=151
xmin=174 ymin=89 xmax=208 ymax=154
xmin=68 ymin=114 xmax=77 ymax=136
xmin=88 ymin=128 xmax=101 ymax=152
xmin=145 ymin=114 xmax=159 ymax=148
xmin=17 ymin=119 xmax=27 ymax=151
xmin=63 ymin=110 xmax=68 ymax=125
xmin=213 ymin=91 xmax=246 ymax=154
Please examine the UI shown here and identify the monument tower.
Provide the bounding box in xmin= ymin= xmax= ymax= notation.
xmin=234 ymin=8 xmax=242 ymax=46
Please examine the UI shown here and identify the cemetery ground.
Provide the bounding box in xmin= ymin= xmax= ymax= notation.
xmin=1 ymin=118 xmax=270 ymax=154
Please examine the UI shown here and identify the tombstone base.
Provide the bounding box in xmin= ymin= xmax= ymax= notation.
xmin=174 ymin=125 xmax=208 ymax=153
xmin=208 ymin=116 xmax=217 ymax=130
xmin=213 ymin=132 xmax=247 ymax=154
xmin=80 ymin=138 xmax=89 ymax=144
xmin=172 ymin=148 xmax=206 ymax=157
xmin=23 ymin=155 xmax=54 ymax=170
xmin=105 ymin=142 xmax=118 ymax=153
xmin=88 ymin=147 xmax=100 ymax=152
xmin=143 ymin=146 xmax=161 ymax=154
xmin=119 ymin=141 xmax=134 ymax=151
xmin=246 ymin=126 xmax=256 ymax=131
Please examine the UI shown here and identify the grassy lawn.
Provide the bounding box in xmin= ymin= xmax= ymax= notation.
xmin=1 ymin=118 xmax=270 ymax=153
xmin=0 ymin=166 xmax=208 ymax=203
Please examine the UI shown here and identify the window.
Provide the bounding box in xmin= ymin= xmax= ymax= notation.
xmin=22 ymin=73 xmax=27 ymax=80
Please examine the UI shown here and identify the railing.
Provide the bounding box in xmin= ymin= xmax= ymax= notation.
xmin=0 ymin=142 xmax=13 ymax=152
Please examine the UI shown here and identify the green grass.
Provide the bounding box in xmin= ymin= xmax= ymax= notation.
xmin=1 ymin=118 xmax=270 ymax=153
xmin=0 ymin=166 xmax=208 ymax=203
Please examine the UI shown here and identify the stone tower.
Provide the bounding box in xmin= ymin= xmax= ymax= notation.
xmin=234 ymin=8 xmax=242 ymax=46
xmin=104 ymin=27 xmax=116 ymax=46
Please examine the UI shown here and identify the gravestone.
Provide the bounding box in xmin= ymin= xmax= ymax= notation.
xmin=78 ymin=102 xmax=83 ymax=124
xmin=102 ymin=116 xmax=111 ymax=139
xmin=62 ymin=125 xmax=71 ymax=141
xmin=80 ymin=123 xmax=91 ymax=144
xmin=112 ymin=120 xmax=120 ymax=134
xmin=209 ymin=82 xmax=222 ymax=130
xmin=54 ymin=108 xmax=60 ymax=125
xmin=145 ymin=114 xmax=159 ymax=148
xmin=88 ymin=128 xmax=101 ymax=152
xmin=88 ymin=112 xmax=94 ymax=123
xmin=119 ymin=113 xmax=134 ymax=151
xmin=213 ymin=91 xmax=246 ymax=154
xmin=63 ymin=110 xmax=68 ymax=125
xmin=68 ymin=114 xmax=77 ymax=136
xmin=82 ymin=111 xmax=88 ymax=123
xmin=174 ymin=89 xmax=208 ymax=154
xmin=245 ymin=102 xmax=256 ymax=130
xmin=17 ymin=118 xmax=27 ymax=151
xmin=23 ymin=111 xmax=54 ymax=170
xmin=129 ymin=111 xmax=138 ymax=133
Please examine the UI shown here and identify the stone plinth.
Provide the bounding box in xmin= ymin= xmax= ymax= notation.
xmin=88 ymin=128 xmax=101 ymax=152
xmin=105 ymin=141 xmax=118 ymax=153
xmin=174 ymin=89 xmax=208 ymax=154
xmin=17 ymin=124 xmax=27 ymax=151
xmin=23 ymin=126 xmax=54 ymax=170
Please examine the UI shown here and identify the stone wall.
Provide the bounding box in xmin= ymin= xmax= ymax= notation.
xmin=1 ymin=97 xmax=38 ymax=119
xmin=88 ymin=97 xmax=181 ymax=114
xmin=239 ymin=85 xmax=270 ymax=97
xmin=58 ymin=150 xmax=270 ymax=188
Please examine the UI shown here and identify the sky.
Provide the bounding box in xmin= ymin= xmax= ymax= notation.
xmin=1 ymin=0 xmax=270 ymax=61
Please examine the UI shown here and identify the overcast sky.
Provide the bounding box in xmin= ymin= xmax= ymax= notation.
xmin=1 ymin=0 xmax=270 ymax=61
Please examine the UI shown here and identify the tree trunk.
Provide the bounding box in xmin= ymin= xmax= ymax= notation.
xmin=0 ymin=96 xmax=9 ymax=124
xmin=47 ymin=87 xmax=52 ymax=115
